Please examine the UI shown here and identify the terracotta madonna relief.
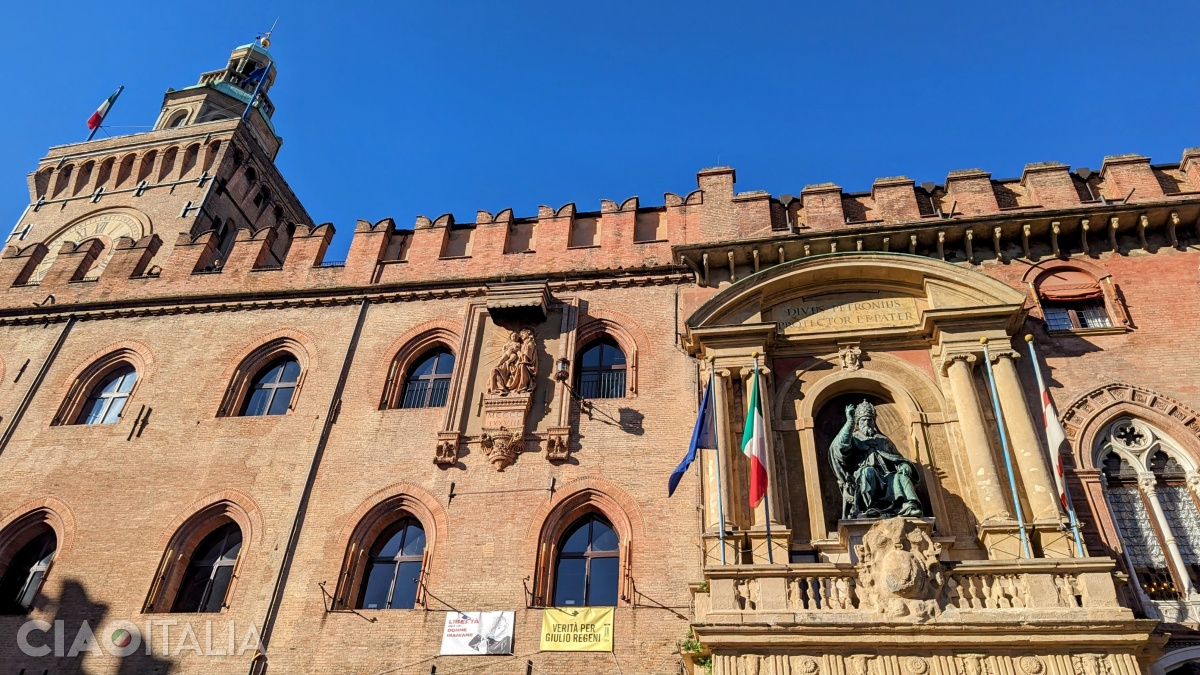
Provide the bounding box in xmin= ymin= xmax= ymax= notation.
xmin=487 ymin=328 xmax=537 ymax=396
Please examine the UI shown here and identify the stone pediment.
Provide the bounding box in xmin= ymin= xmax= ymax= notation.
xmin=685 ymin=253 xmax=1027 ymax=351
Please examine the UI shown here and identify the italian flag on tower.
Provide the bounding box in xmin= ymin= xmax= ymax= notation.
xmin=742 ymin=364 xmax=768 ymax=508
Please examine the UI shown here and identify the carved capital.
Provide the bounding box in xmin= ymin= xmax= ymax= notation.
xmin=987 ymin=348 xmax=1020 ymax=364
xmin=940 ymin=351 xmax=977 ymax=375
xmin=1137 ymin=472 xmax=1159 ymax=494
xmin=1186 ymin=471 xmax=1200 ymax=496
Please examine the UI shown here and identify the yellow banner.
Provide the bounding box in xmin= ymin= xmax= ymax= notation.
xmin=539 ymin=607 xmax=614 ymax=652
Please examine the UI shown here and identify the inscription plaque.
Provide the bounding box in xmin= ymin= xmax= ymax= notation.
xmin=775 ymin=293 xmax=919 ymax=334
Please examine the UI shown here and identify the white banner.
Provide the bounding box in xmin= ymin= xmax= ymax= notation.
xmin=440 ymin=611 xmax=514 ymax=656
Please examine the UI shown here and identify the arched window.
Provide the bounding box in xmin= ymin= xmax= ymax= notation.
xmin=171 ymin=522 xmax=242 ymax=613
xmin=1099 ymin=418 xmax=1200 ymax=605
xmin=240 ymin=356 xmax=300 ymax=416
xmin=400 ymin=348 xmax=454 ymax=409
xmin=0 ymin=528 xmax=56 ymax=615
xmin=1032 ymin=267 xmax=1121 ymax=332
xmin=357 ymin=518 xmax=426 ymax=610
xmin=553 ymin=515 xmax=619 ymax=607
xmin=575 ymin=338 xmax=626 ymax=399
xmin=253 ymin=187 xmax=271 ymax=208
xmin=168 ymin=112 xmax=188 ymax=128
xmin=74 ymin=364 xmax=137 ymax=425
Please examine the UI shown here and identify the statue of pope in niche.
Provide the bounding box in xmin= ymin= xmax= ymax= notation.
xmin=829 ymin=400 xmax=924 ymax=519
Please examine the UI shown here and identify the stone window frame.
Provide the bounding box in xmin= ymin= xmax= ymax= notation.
xmin=331 ymin=493 xmax=439 ymax=611
xmin=217 ymin=338 xmax=309 ymax=418
xmin=530 ymin=487 xmax=635 ymax=608
xmin=573 ymin=318 xmax=640 ymax=397
xmin=1023 ymin=259 xmax=1131 ymax=335
xmin=379 ymin=327 xmax=460 ymax=410
xmin=143 ymin=500 xmax=254 ymax=614
xmin=1096 ymin=417 xmax=1200 ymax=605
xmin=51 ymin=347 xmax=149 ymax=427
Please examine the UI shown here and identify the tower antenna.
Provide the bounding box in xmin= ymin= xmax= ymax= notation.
xmin=257 ymin=17 xmax=279 ymax=48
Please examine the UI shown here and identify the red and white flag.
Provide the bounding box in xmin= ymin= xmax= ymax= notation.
xmin=741 ymin=365 xmax=768 ymax=508
xmin=87 ymin=88 xmax=122 ymax=131
xmin=1039 ymin=381 xmax=1070 ymax=509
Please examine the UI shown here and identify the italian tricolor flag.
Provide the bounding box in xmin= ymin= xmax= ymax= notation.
xmin=87 ymin=88 xmax=122 ymax=131
xmin=741 ymin=365 xmax=769 ymax=508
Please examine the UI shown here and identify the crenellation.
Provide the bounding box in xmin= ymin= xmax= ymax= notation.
xmin=283 ymin=224 xmax=334 ymax=274
xmin=101 ymin=234 xmax=163 ymax=283
xmin=800 ymin=182 xmax=845 ymax=229
xmin=161 ymin=231 xmax=218 ymax=280
xmin=871 ymin=176 xmax=921 ymax=223
xmin=944 ymin=168 xmax=997 ymax=215
xmin=1181 ymin=147 xmax=1200 ymax=189
xmin=6 ymin=149 xmax=1200 ymax=314
xmin=0 ymin=243 xmax=47 ymax=288
xmin=1021 ymin=161 xmax=1082 ymax=208
xmin=1100 ymin=153 xmax=1163 ymax=201
xmin=42 ymin=239 xmax=106 ymax=286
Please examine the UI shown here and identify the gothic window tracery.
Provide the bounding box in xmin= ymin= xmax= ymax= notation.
xmin=1099 ymin=417 xmax=1200 ymax=602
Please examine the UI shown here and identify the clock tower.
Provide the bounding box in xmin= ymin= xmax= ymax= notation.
xmin=8 ymin=38 xmax=312 ymax=286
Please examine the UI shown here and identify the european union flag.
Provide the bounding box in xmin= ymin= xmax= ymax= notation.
xmin=668 ymin=378 xmax=715 ymax=497
xmin=244 ymin=66 xmax=269 ymax=86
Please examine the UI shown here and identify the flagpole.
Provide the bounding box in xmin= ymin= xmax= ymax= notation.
xmin=708 ymin=358 xmax=727 ymax=565
xmin=242 ymin=61 xmax=274 ymax=122
xmin=980 ymin=338 xmax=1032 ymax=559
xmin=753 ymin=353 xmax=774 ymax=564
xmin=1025 ymin=334 xmax=1086 ymax=558
xmin=86 ymin=85 xmax=123 ymax=142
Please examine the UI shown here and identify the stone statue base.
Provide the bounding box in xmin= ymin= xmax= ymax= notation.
xmin=834 ymin=517 xmax=938 ymax=564
xmin=478 ymin=392 xmax=532 ymax=471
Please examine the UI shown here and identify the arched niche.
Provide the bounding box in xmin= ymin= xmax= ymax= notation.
xmin=780 ymin=362 xmax=955 ymax=549
xmin=685 ymin=254 xmax=1018 ymax=554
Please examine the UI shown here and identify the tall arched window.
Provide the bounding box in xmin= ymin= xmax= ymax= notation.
xmin=400 ymin=348 xmax=454 ymax=409
xmin=358 ymin=519 xmax=426 ymax=610
xmin=575 ymin=338 xmax=626 ymax=399
xmin=0 ymin=529 xmax=56 ymax=615
xmin=240 ymin=356 xmax=300 ymax=416
xmin=75 ymin=365 xmax=137 ymax=425
xmin=1100 ymin=418 xmax=1200 ymax=606
xmin=553 ymin=515 xmax=619 ymax=607
xmin=172 ymin=522 xmax=242 ymax=613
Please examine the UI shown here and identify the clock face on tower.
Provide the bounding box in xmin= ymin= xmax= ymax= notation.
xmin=31 ymin=212 xmax=147 ymax=284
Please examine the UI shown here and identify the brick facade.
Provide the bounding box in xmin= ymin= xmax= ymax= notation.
xmin=0 ymin=40 xmax=1198 ymax=675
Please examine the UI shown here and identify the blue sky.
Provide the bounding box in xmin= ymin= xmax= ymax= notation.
xmin=2 ymin=1 xmax=1196 ymax=260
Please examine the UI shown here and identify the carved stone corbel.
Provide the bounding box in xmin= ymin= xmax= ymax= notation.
xmin=479 ymin=427 xmax=519 ymax=471
xmin=543 ymin=426 xmax=570 ymax=462
xmin=434 ymin=431 xmax=460 ymax=467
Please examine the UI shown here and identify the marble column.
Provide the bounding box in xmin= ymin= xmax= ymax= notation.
xmin=990 ymin=350 xmax=1061 ymax=522
xmin=943 ymin=352 xmax=1012 ymax=522
xmin=1138 ymin=472 xmax=1196 ymax=596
